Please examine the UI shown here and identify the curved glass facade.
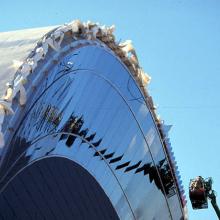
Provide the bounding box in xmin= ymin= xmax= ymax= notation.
xmin=0 ymin=43 xmax=184 ymax=219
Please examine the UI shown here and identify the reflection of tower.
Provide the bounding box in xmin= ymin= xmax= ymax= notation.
xmin=0 ymin=21 xmax=187 ymax=219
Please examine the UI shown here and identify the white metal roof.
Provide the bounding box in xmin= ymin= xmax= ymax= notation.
xmin=0 ymin=26 xmax=56 ymax=97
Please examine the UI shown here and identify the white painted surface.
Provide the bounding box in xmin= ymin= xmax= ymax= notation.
xmin=0 ymin=26 xmax=56 ymax=97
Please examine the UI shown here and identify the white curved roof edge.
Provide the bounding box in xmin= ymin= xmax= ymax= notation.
xmin=0 ymin=26 xmax=58 ymax=97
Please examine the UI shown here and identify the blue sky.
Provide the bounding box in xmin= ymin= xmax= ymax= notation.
xmin=1 ymin=0 xmax=220 ymax=219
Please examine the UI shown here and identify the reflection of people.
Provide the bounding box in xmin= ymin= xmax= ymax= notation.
xmin=136 ymin=160 xmax=174 ymax=196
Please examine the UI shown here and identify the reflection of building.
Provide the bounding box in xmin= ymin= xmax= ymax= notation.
xmin=0 ymin=21 xmax=187 ymax=219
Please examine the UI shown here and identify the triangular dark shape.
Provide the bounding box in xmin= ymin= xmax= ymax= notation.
xmin=125 ymin=161 xmax=141 ymax=172
xmin=115 ymin=161 xmax=130 ymax=170
xmin=109 ymin=155 xmax=123 ymax=164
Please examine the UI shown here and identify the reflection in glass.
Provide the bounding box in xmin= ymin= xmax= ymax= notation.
xmin=0 ymin=44 xmax=184 ymax=220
